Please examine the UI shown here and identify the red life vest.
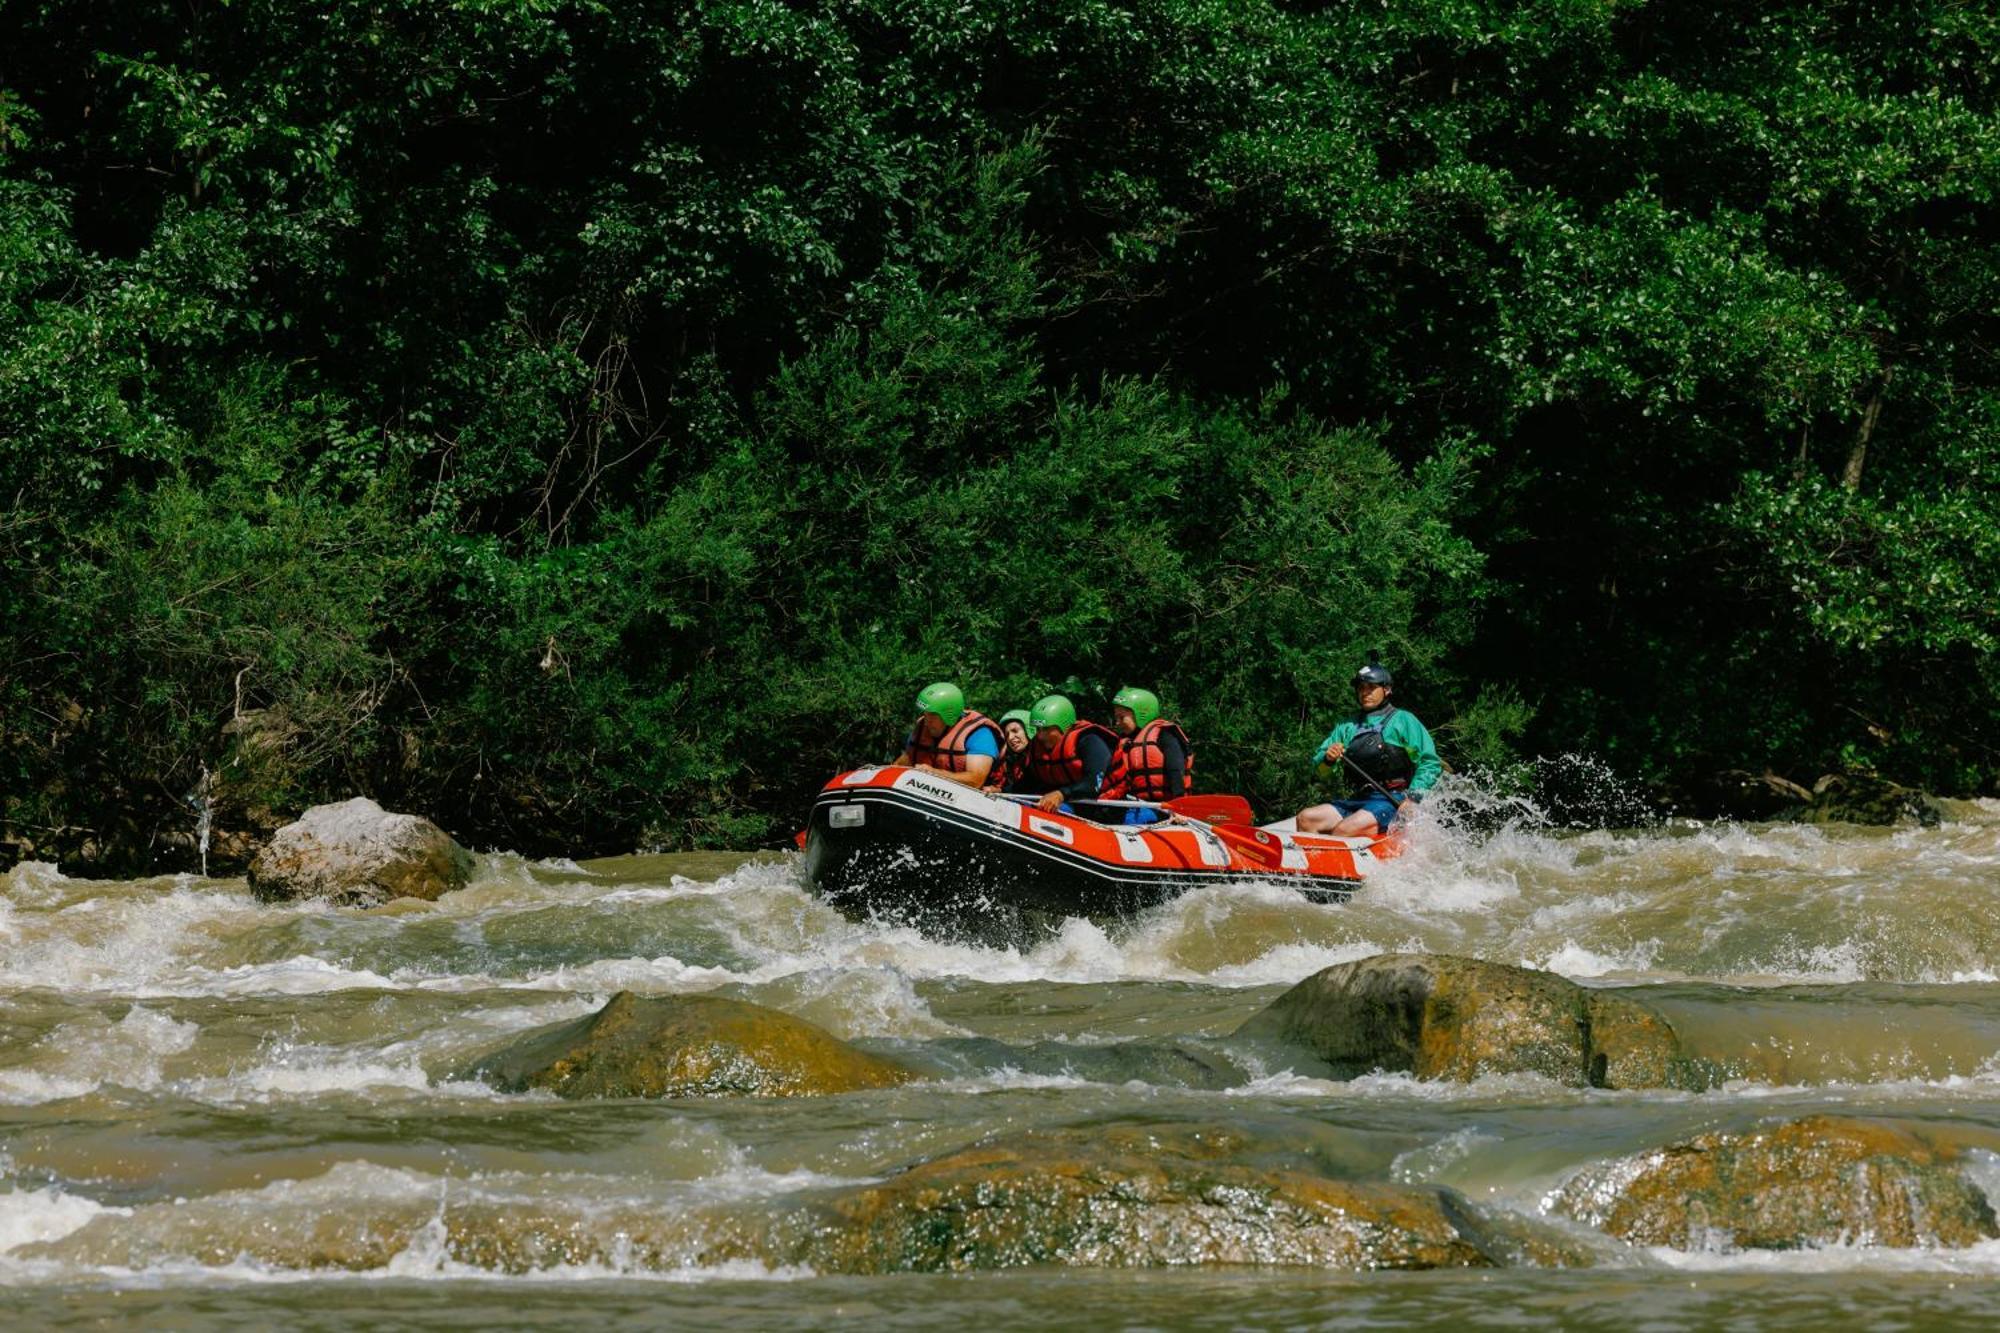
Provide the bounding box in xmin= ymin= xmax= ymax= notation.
xmin=909 ymin=710 xmax=1001 ymax=775
xmin=1101 ymin=719 xmax=1194 ymax=801
xmin=1026 ymin=721 xmax=1120 ymax=791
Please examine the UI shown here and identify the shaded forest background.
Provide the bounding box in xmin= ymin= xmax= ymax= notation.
xmin=4 ymin=0 xmax=1997 ymax=865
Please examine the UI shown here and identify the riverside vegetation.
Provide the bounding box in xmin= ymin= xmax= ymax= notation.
xmin=5 ymin=0 xmax=1999 ymax=870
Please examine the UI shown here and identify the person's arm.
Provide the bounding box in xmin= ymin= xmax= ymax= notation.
xmin=1158 ymin=732 xmax=1187 ymax=799
xmin=1059 ymin=732 xmax=1115 ymax=802
xmin=896 ymin=732 xmax=917 ymax=766
xmin=1392 ymin=713 xmax=1443 ymax=796
xmin=1313 ymin=722 xmax=1352 ymax=776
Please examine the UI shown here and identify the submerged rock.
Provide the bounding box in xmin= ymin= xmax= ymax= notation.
xmin=1555 ymin=1115 xmax=1999 ymax=1250
xmin=1234 ymin=953 xmax=1698 ymax=1089
xmin=459 ymin=991 xmax=917 ymax=1098
xmin=920 ymin=1036 xmax=1250 ymax=1090
xmin=768 ymin=1122 xmax=1545 ymax=1272
xmin=248 ymin=797 xmax=474 ymax=906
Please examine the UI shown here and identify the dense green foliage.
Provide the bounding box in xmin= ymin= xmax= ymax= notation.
xmin=4 ymin=0 xmax=1997 ymax=861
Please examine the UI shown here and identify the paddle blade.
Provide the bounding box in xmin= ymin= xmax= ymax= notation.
xmin=1165 ymin=794 xmax=1256 ymax=826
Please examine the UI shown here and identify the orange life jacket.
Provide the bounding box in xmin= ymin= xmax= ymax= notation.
xmin=909 ymin=709 xmax=1001 ymax=774
xmin=1101 ymin=719 xmax=1194 ymax=801
xmin=1026 ymin=721 xmax=1120 ymax=791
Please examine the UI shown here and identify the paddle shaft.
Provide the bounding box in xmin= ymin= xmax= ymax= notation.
xmin=997 ymin=794 xmax=1156 ymax=809
xmin=1326 ymin=747 xmax=1403 ymax=805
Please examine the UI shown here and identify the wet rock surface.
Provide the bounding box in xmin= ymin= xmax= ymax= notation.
xmin=919 ymin=1036 xmax=1250 ymax=1090
xmin=763 ymin=1122 xmax=1561 ymax=1272
xmin=26 ymin=1122 xmax=1600 ymax=1276
xmin=1555 ymin=1115 xmax=2000 ymax=1250
xmin=459 ymin=990 xmax=918 ymax=1098
xmin=248 ymin=797 xmax=474 ymax=906
xmin=1234 ymin=953 xmax=1699 ymax=1089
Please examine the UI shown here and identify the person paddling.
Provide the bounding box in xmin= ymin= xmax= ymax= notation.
xmin=898 ymin=681 xmax=1002 ymax=789
xmin=1099 ymin=686 xmax=1193 ymax=824
xmin=984 ymin=708 xmax=1034 ymax=794
xmin=1022 ymin=694 xmax=1118 ymax=812
xmin=1295 ymin=661 xmax=1441 ymax=835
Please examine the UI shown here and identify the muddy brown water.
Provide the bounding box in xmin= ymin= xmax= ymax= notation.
xmin=7 ymin=794 xmax=2000 ymax=1328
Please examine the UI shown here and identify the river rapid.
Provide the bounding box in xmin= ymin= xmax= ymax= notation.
xmin=6 ymin=793 xmax=2000 ymax=1329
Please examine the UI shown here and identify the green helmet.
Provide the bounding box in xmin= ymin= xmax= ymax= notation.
xmin=1028 ymin=694 xmax=1076 ymax=732
xmin=915 ymin=681 xmax=965 ymax=726
xmin=1112 ymin=686 xmax=1160 ymax=728
xmin=999 ymin=708 xmax=1033 ymax=732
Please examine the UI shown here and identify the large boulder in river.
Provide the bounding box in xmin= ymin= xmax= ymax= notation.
xmin=1234 ymin=954 xmax=1697 ymax=1089
xmin=459 ymin=991 xmax=917 ymax=1098
xmin=248 ymin=797 xmax=474 ymax=906
xmin=767 ymin=1122 xmax=1577 ymax=1272
xmin=1555 ymin=1115 xmax=1998 ymax=1250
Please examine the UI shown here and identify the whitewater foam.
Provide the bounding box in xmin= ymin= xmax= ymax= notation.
xmin=0 ymin=1186 xmax=124 ymax=1255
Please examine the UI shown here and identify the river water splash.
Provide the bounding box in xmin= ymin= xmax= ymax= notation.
xmin=5 ymin=796 xmax=2000 ymax=1327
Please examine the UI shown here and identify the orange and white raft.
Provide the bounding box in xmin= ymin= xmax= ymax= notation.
xmin=800 ymin=765 xmax=1401 ymax=919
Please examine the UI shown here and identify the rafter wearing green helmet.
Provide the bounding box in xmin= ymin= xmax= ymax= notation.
xmin=1028 ymin=694 xmax=1076 ymax=732
xmin=1102 ymin=686 xmax=1193 ymax=811
xmin=1110 ymin=686 xmax=1160 ymax=729
xmin=1023 ymin=694 xmax=1118 ymax=813
xmin=898 ymin=681 xmax=1000 ymax=789
xmin=914 ymin=680 xmax=965 ymax=726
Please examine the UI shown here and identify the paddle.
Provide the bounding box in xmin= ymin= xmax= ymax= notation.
xmin=1117 ymin=797 xmax=1284 ymax=868
xmin=1323 ymin=746 xmax=1417 ymax=825
xmin=1163 ymin=794 xmax=1255 ymax=826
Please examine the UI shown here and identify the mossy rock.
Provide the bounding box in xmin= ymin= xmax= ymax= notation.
xmin=1556 ymin=1115 xmax=1999 ymax=1250
xmin=770 ymin=1122 xmax=1558 ymax=1272
xmin=1234 ymin=953 xmax=1703 ymax=1089
xmin=459 ymin=991 xmax=918 ymax=1098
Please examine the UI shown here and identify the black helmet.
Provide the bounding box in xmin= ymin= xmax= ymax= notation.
xmin=1354 ymin=660 xmax=1393 ymax=688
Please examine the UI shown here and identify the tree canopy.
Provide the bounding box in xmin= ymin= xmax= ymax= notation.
xmin=4 ymin=0 xmax=1997 ymax=863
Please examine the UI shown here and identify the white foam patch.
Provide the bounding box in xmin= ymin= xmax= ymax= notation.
xmin=0 ymin=1186 xmax=125 ymax=1255
xmin=1644 ymin=1236 xmax=2000 ymax=1274
xmin=1391 ymin=1127 xmax=1504 ymax=1183
xmin=1356 ymin=861 xmax=1523 ymax=915
xmin=181 ymin=956 xmax=401 ymax=996
xmin=1201 ymin=941 xmax=1386 ymax=988
xmin=1221 ymin=1071 xmax=1351 ymax=1098
xmin=233 ymin=1059 xmax=437 ymax=1098
xmin=1531 ymin=939 xmax=1664 ymax=979
xmin=741 ymin=967 xmax=965 ymax=1039
xmin=929 ymin=1068 xmax=1116 ymax=1094
xmin=0 ymin=887 xmax=268 ymax=994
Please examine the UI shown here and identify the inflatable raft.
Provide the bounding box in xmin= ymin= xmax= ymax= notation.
xmin=800 ymin=765 xmax=1401 ymax=919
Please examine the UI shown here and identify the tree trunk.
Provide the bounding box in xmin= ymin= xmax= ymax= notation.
xmin=1841 ymin=370 xmax=1892 ymax=493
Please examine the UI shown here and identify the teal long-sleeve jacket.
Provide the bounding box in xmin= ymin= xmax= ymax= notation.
xmin=1312 ymin=706 xmax=1443 ymax=796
